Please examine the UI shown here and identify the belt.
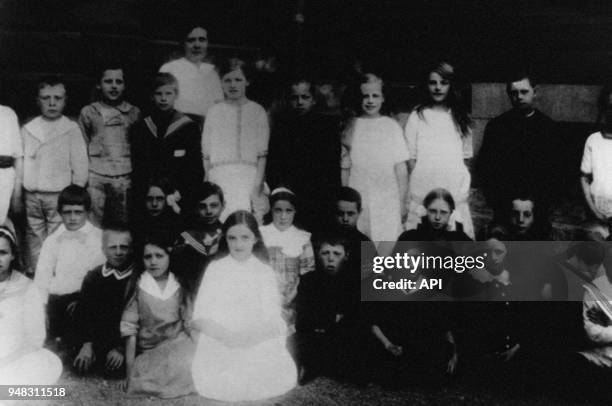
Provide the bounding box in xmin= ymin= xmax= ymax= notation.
xmin=0 ymin=155 xmax=14 ymax=168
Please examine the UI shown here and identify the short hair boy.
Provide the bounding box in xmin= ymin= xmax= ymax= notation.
xmin=130 ymin=73 xmax=203 ymax=214
xmin=78 ymin=64 xmax=141 ymax=227
xmin=22 ymin=76 xmax=89 ymax=274
xmin=34 ymin=185 xmax=105 ymax=344
xmin=73 ymin=225 xmax=135 ymax=376
xmin=172 ymin=181 xmax=225 ymax=293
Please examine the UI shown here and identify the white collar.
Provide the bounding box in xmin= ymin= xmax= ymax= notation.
xmin=24 ymin=116 xmax=75 ymax=143
xmin=138 ymin=271 xmax=180 ymax=300
xmin=102 ymin=263 xmax=134 ymax=280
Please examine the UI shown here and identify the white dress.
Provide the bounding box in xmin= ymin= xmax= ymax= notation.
xmin=347 ymin=116 xmax=409 ymax=242
xmin=202 ymin=101 xmax=269 ymax=221
xmin=191 ymin=255 xmax=296 ymax=401
xmin=581 ymin=132 xmax=612 ymax=218
xmin=404 ymin=108 xmax=474 ymax=238
xmin=0 ymin=271 xmax=62 ymax=385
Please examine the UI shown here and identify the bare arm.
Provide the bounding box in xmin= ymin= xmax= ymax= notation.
xmin=10 ymin=157 xmax=23 ymax=214
xmin=252 ymin=156 xmax=266 ymax=195
xmin=371 ymin=324 xmax=402 ymax=356
xmin=122 ymin=335 xmax=136 ymax=390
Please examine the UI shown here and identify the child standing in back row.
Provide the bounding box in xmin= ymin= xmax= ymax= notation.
xmin=79 ymin=64 xmax=140 ymax=227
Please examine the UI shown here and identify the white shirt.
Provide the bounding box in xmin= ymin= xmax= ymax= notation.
xmin=160 ymin=57 xmax=223 ymax=117
xmin=0 ymin=105 xmax=21 ymax=157
xmin=581 ymin=275 xmax=612 ymax=367
xmin=581 ymin=132 xmax=612 ymax=217
xmin=34 ymin=221 xmax=105 ymax=299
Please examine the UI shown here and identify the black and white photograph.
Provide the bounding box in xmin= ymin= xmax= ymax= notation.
xmin=1 ymin=0 xmax=612 ymax=404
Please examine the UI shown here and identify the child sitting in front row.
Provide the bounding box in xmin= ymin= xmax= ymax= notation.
xmin=78 ymin=63 xmax=141 ymax=227
xmin=34 ymin=185 xmax=105 ymax=346
xmin=120 ymin=235 xmax=195 ymax=398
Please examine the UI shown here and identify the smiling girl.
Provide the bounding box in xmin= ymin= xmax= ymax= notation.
xmin=202 ymin=58 xmax=269 ymax=222
xmin=191 ymin=210 xmax=296 ymax=401
xmin=404 ymin=62 xmax=474 ymax=238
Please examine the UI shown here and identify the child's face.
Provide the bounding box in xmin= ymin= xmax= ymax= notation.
xmin=485 ymin=238 xmax=507 ymax=275
xmin=0 ymin=237 xmax=14 ymax=278
xmin=510 ymin=199 xmax=535 ymax=235
xmin=318 ymin=243 xmax=347 ymax=276
xmin=99 ymin=69 xmax=125 ymax=104
xmin=103 ymin=231 xmax=132 ymax=269
xmin=272 ymin=200 xmax=296 ymax=231
xmin=143 ymin=244 xmax=170 ymax=280
xmin=153 ymin=84 xmax=178 ymax=112
xmin=360 ymin=82 xmax=383 ymax=117
xmin=226 ymin=223 xmax=256 ymax=262
xmin=60 ymin=204 xmax=88 ymax=231
xmin=428 ymin=71 xmax=450 ymax=104
xmin=336 ymin=200 xmax=359 ymax=228
xmin=38 ymin=84 xmax=66 ymax=120
xmin=184 ymin=27 xmax=208 ymax=63
xmin=222 ymin=69 xmax=248 ymax=102
xmin=146 ymin=186 xmax=166 ymax=217
xmin=426 ymin=198 xmax=452 ymax=230
xmin=289 ymin=83 xmax=315 ymax=115
xmin=508 ymin=78 xmax=536 ymax=112
xmin=197 ymin=194 xmax=224 ymax=225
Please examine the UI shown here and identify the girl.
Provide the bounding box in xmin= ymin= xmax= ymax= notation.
xmin=120 ymin=235 xmax=195 ymax=398
xmin=397 ymin=188 xmax=472 ymax=241
xmin=260 ymin=187 xmax=315 ymax=329
xmin=202 ymin=58 xmax=269 ymax=222
xmin=341 ymin=73 xmax=410 ymax=243
xmin=191 ymin=210 xmax=296 ymax=401
xmin=404 ymin=61 xmax=475 ymax=238
xmin=132 ymin=178 xmax=182 ymax=251
xmin=0 ymin=226 xmax=62 ymax=384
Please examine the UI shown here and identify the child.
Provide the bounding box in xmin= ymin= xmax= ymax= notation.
xmin=331 ymin=186 xmax=378 ymax=280
xmin=202 ymin=58 xmax=269 ymax=222
xmin=172 ymin=181 xmax=224 ymax=294
xmin=22 ymin=76 xmax=88 ymax=274
xmin=130 ymin=72 xmax=203 ymax=214
xmin=132 ymin=178 xmax=182 ymax=251
xmin=397 ymin=188 xmax=471 ymax=242
xmin=260 ymin=188 xmax=315 ymax=329
xmin=73 ymin=225 xmax=135 ymax=376
xmin=295 ymin=235 xmax=361 ymax=384
xmin=191 ymin=210 xmax=296 ymax=401
xmin=78 ymin=64 xmax=141 ymax=227
xmin=404 ymin=61 xmax=474 ymax=238
xmin=0 ymin=105 xmax=22 ymax=226
xmin=0 ymin=226 xmax=62 ymax=385
xmin=267 ymin=78 xmax=341 ymax=232
xmin=120 ymin=235 xmax=195 ymax=398
xmin=341 ymin=73 xmax=409 ymax=243
xmin=581 ymin=84 xmax=612 ymax=224
xmin=159 ymin=25 xmax=223 ymax=124
xmin=33 ymin=185 xmax=105 ymax=345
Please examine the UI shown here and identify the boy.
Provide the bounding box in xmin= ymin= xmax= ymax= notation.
xmin=172 ymin=182 xmax=224 ymax=293
xmin=477 ymin=70 xmax=562 ymax=221
xmin=78 ymin=64 xmax=141 ymax=227
xmin=130 ymin=72 xmax=203 ymax=214
xmin=330 ymin=187 xmax=377 ymax=280
xmin=267 ymin=78 xmax=340 ymax=232
xmin=73 ymin=225 xmax=134 ymax=376
xmin=159 ymin=26 xmax=223 ymax=125
xmin=34 ymin=185 xmax=105 ymax=345
xmin=0 ymin=105 xmax=22 ymax=226
xmin=295 ymin=236 xmax=360 ymax=384
xmin=22 ymin=76 xmax=88 ymax=274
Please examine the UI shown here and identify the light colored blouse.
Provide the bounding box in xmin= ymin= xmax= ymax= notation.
xmin=202 ymin=101 xmax=269 ymax=169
